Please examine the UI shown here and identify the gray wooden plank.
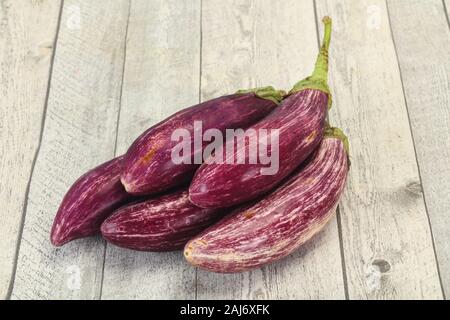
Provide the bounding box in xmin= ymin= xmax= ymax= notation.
xmin=100 ymin=0 xmax=201 ymax=299
xmin=11 ymin=0 xmax=130 ymax=299
xmin=315 ymin=0 xmax=443 ymax=299
xmin=196 ymin=0 xmax=345 ymax=300
xmin=387 ymin=0 xmax=450 ymax=298
xmin=0 ymin=0 xmax=62 ymax=299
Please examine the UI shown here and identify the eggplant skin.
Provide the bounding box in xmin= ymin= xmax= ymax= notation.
xmin=184 ymin=135 xmax=348 ymax=273
xmin=101 ymin=191 xmax=224 ymax=252
xmin=189 ymin=89 xmax=328 ymax=208
xmin=50 ymin=157 xmax=130 ymax=247
xmin=121 ymin=93 xmax=277 ymax=196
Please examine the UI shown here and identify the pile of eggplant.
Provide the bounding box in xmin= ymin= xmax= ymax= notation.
xmin=51 ymin=17 xmax=349 ymax=273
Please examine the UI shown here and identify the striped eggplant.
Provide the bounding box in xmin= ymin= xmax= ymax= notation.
xmin=101 ymin=190 xmax=225 ymax=251
xmin=184 ymin=127 xmax=349 ymax=273
xmin=189 ymin=17 xmax=333 ymax=208
xmin=51 ymin=157 xmax=130 ymax=246
xmin=120 ymin=87 xmax=283 ymax=196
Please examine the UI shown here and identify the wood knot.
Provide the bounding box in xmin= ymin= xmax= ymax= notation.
xmin=405 ymin=181 xmax=422 ymax=197
xmin=30 ymin=42 xmax=54 ymax=61
xmin=372 ymin=259 xmax=391 ymax=273
xmin=39 ymin=42 xmax=54 ymax=50
xmin=252 ymin=289 xmax=266 ymax=299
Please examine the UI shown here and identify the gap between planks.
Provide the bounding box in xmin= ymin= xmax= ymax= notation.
xmin=443 ymin=0 xmax=450 ymax=30
xmin=194 ymin=0 xmax=204 ymax=301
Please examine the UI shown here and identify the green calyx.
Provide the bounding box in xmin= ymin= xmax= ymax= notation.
xmin=289 ymin=16 xmax=332 ymax=108
xmin=236 ymin=86 xmax=286 ymax=105
xmin=324 ymin=125 xmax=350 ymax=155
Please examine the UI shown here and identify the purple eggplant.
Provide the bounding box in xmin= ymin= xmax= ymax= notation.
xmin=184 ymin=127 xmax=349 ymax=273
xmin=189 ymin=17 xmax=333 ymax=208
xmin=51 ymin=157 xmax=130 ymax=246
xmin=120 ymin=87 xmax=283 ymax=195
xmin=101 ymin=190 xmax=225 ymax=251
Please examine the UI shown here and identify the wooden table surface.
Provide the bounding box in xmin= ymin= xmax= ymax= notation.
xmin=1 ymin=0 xmax=449 ymax=300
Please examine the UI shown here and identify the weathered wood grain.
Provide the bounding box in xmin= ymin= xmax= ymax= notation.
xmin=315 ymin=0 xmax=443 ymax=299
xmin=0 ymin=0 xmax=62 ymax=299
xmin=11 ymin=0 xmax=130 ymax=299
xmin=196 ymin=0 xmax=345 ymax=300
xmin=100 ymin=0 xmax=201 ymax=299
xmin=387 ymin=0 xmax=450 ymax=298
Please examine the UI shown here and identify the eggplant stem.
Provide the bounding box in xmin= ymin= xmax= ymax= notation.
xmin=288 ymin=16 xmax=332 ymax=107
xmin=311 ymin=16 xmax=332 ymax=82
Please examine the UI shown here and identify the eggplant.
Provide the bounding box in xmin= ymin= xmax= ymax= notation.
xmin=101 ymin=190 xmax=225 ymax=251
xmin=120 ymin=87 xmax=283 ymax=195
xmin=184 ymin=127 xmax=349 ymax=273
xmin=189 ymin=17 xmax=332 ymax=208
xmin=51 ymin=157 xmax=130 ymax=246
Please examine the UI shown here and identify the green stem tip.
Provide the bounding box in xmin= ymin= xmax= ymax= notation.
xmin=289 ymin=16 xmax=333 ymax=107
xmin=312 ymin=16 xmax=332 ymax=82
